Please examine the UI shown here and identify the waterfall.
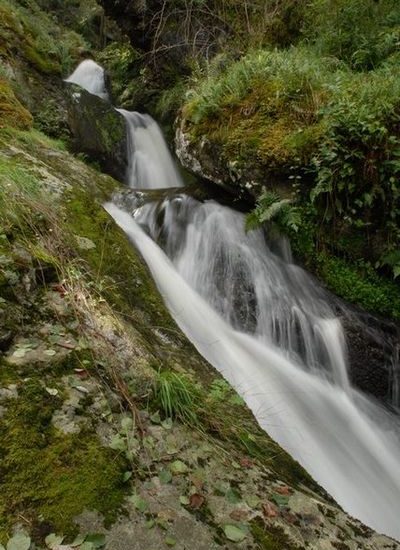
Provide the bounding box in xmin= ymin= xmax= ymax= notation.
xmin=66 ymin=61 xmax=400 ymax=540
xmin=106 ymin=116 xmax=400 ymax=540
xmin=65 ymin=59 xmax=109 ymax=100
xmin=117 ymin=110 xmax=184 ymax=189
xmin=105 ymin=202 xmax=400 ymax=541
xmin=132 ymin=196 xmax=350 ymax=389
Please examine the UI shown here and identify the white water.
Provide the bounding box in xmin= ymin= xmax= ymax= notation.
xmin=133 ymin=196 xmax=350 ymax=390
xmin=117 ymin=110 xmax=184 ymax=189
xmin=105 ymin=203 xmax=400 ymax=540
xmin=66 ymin=59 xmax=400 ymax=539
xmin=65 ymin=59 xmax=109 ymax=100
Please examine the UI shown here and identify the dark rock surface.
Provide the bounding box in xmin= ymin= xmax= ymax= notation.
xmin=66 ymin=82 xmax=127 ymax=182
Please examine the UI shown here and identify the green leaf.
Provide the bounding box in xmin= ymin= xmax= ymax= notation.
xmin=159 ymin=468 xmax=172 ymax=484
xmin=271 ymin=493 xmax=289 ymax=507
xmin=245 ymin=495 xmax=260 ymax=508
xmin=225 ymin=487 xmax=241 ymax=504
xmin=85 ymin=534 xmax=106 ymax=548
xmin=79 ymin=543 xmax=95 ymax=550
xmin=165 ymin=537 xmax=176 ymax=547
xmin=12 ymin=349 xmax=27 ymax=358
xmin=170 ymin=460 xmax=189 ymax=475
xmin=123 ymin=471 xmax=133 ymax=482
xmin=145 ymin=520 xmax=155 ymax=530
xmin=70 ymin=534 xmax=86 ymax=547
xmin=120 ymin=416 xmax=134 ymax=433
xmin=179 ymin=495 xmax=190 ymax=506
xmin=129 ymin=494 xmax=148 ymax=513
xmin=223 ymin=524 xmax=246 ymax=542
xmin=6 ymin=534 xmax=31 ymax=550
xmin=45 ymin=534 xmax=64 ymax=548
xmin=109 ymin=434 xmax=126 ymax=451
xmin=150 ymin=411 xmax=161 ymax=424
xmin=44 ymin=349 xmax=57 ymax=356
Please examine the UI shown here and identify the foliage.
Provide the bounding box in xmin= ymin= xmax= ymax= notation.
xmin=0 ymin=0 xmax=89 ymax=75
xmin=303 ymin=0 xmax=400 ymax=70
xmin=153 ymin=371 xmax=201 ymax=426
xmin=246 ymin=190 xmax=301 ymax=234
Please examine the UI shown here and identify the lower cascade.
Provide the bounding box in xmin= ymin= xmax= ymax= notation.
xmin=105 ymin=120 xmax=400 ymax=542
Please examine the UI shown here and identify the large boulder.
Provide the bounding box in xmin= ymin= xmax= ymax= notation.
xmin=66 ymin=82 xmax=127 ymax=182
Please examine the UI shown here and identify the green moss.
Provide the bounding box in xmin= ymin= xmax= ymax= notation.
xmin=316 ymin=253 xmax=400 ymax=320
xmin=0 ymin=380 xmax=126 ymax=543
xmin=63 ymin=187 xmax=185 ymax=352
xmin=0 ymin=79 xmax=33 ymax=130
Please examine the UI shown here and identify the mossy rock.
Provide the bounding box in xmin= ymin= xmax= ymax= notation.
xmin=0 ymin=380 xmax=127 ymax=542
xmin=66 ymin=82 xmax=128 ymax=182
xmin=0 ymin=79 xmax=32 ymax=130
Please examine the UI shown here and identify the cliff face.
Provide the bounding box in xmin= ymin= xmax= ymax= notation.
xmin=0 ymin=2 xmax=399 ymax=549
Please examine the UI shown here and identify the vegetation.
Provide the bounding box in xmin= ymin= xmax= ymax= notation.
xmin=173 ymin=0 xmax=400 ymax=318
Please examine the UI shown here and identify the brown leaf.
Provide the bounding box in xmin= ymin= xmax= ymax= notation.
xmin=240 ymin=457 xmax=254 ymax=469
xmin=275 ymin=485 xmax=291 ymax=495
xmin=189 ymin=493 xmax=205 ymax=509
xmin=262 ymin=501 xmax=279 ymax=518
xmin=230 ymin=509 xmax=249 ymax=521
xmin=190 ymin=475 xmax=204 ymax=491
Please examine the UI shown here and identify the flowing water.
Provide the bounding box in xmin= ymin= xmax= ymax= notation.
xmin=65 ymin=59 xmax=109 ymax=100
xmin=68 ymin=62 xmax=400 ymax=540
xmin=117 ymin=110 xmax=184 ymax=190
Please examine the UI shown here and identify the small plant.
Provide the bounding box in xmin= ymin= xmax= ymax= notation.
xmin=246 ymin=190 xmax=301 ymax=235
xmin=153 ymin=371 xmax=200 ymax=426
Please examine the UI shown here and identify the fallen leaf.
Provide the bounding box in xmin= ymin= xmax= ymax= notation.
xmin=123 ymin=471 xmax=132 ymax=482
xmin=6 ymin=534 xmax=31 ymax=550
xmin=189 ymin=493 xmax=204 ymax=509
xmin=159 ymin=468 xmax=172 ymax=484
xmin=73 ymin=385 xmax=89 ymax=394
xmin=45 ymin=534 xmax=64 ymax=549
xmin=245 ymin=495 xmax=260 ymax=509
xmin=165 ymin=537 xmax=176 ymax=547
xmin=240 ymin=457 xmax=253 ymax=469
xmin=226 ymin=487 xmax=241 ymax=504
xmin=262 ymin=501 xmax=279 ymax=518
xmin=230 ymin=509 xmax=249 ymax=521
xmin=12 ymin=349 xmax=27 ymax=358
xmin=223 ymin=524 xmax=246 ymax=543
xmin=70 ymin=534 xmax=86 ymax=547
xmin=179 ymin=495 xmax=190 ymax=506
xmin=44 ymin=349 xmax=57 ymax=357
xmin=271 ymin=493 xmax=289 ymax=507
xmin=170 ymin=460 xmax=189 ymax=475
xmin=45 ymin=388 xmax=59 ymax=397
xmin=275 ymin=485 xmax=291 ymax=496
xmin=85 ymin=534 xmax=106 ymax=548
xmin=129 ymin=494 xmax=148 ymax=513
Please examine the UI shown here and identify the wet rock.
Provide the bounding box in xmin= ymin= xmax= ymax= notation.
xmin=65 ymin=82 xmax=127 ymax=182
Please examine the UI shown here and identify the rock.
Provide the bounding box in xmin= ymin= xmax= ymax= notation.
xmin=65 ymin=82 xmax=127 ymax=182
xmin=339 ymin=307 xmax=400 ymax=403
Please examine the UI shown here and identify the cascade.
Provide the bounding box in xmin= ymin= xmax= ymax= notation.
xmin=67 ymin=62 xmax=400 ymax=540
xmin=117 ymin=110 xmax=184 ymax=189
xmin=65 ymin=59 xmax=109 ymax=100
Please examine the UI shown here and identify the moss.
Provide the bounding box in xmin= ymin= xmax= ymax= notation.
xmin=251 ymin=519 xmax=301 ymax=550
xmin=62 ymin=186 xmax=188 ymax=356
xmin=0 ymin=380 xmax=126 ymax=543
xmin=0 ymin=79 xmax=33 ymax=130
xmin=316 ymin=253 xmax=400 ymax=320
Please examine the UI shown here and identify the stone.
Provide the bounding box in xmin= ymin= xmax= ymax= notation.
xmin=65 ymin=83 xmax=128 ymax=183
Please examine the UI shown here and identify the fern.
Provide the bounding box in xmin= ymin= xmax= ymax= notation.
xmin=246 ymin=191 xmax=301 ymax=234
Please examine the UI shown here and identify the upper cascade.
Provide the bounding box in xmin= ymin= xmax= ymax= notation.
xmin=65 ymin=59 xmax=109 ymax=100
xmin=118 ymin=110 xmax=184 ymax=190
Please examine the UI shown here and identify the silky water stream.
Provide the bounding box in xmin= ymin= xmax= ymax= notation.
xmin=68 ymin=61 xmax=400 ymax=540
